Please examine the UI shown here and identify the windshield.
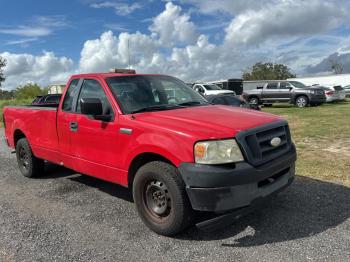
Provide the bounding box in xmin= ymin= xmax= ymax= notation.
xmin=289 ymin=81 xmax=306 ymax=88
xmin=203 ymin=84 xmax=222 ymax=90
xmin=106 ymin=75 xmax=208 ymax=114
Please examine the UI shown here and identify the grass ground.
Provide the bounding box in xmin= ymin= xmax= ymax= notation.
xmin=1 ymin=98 xmax=349 ymax=186
xmin=264 ymin=99 xmax=350 ymax=186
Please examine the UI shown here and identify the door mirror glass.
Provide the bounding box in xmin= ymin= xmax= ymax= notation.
xmin=80 ymin=98 xmax=103 ymax=116
xmin=80 ymin=98 xmax=112 ymax=121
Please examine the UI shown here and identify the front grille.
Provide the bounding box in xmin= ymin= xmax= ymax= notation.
xmin=236 ymin=121 xmax=292 ymax=166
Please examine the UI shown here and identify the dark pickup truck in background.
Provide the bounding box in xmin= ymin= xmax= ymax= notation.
xmin=243 ymin=80 xmax=326 ymax=107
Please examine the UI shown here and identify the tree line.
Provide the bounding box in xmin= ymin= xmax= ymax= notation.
xmin=0 ymin=56 xmax=49 ymax=100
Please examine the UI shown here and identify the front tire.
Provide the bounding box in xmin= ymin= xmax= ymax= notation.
xmin=16 ymin=138 xmax=45 ymax=178
xmin=248 ymin=97 xmax=259 ymax=105
xmin=132 ymin=161 xmax=193 ymax=236
xmin=295 ymin=96 xmax=308 ymax=108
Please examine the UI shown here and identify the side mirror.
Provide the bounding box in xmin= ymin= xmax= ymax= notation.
xmin=80 ymin=98 xmax=112 ymax=122
xmin=80 ymin=98 xmax=103 ymax=115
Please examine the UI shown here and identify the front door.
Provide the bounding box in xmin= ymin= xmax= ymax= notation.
xmin=279 ymin=82 xmax=292 ymax=101
xmin=57 ymin=78 xmax=81 ymax=168
xmin=70 ymin=78 xmax=123 ymax=184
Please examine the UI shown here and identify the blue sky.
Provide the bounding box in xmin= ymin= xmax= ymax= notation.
xmin=1 ymin=0 xmax=350 ymax=90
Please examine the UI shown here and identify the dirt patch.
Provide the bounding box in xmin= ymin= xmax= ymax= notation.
xmin=323 ymin=139 xmax=350 ymax=157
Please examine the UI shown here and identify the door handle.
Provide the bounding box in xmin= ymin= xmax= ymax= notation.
xmin=69 ymin=122 xmax=78 ymax=132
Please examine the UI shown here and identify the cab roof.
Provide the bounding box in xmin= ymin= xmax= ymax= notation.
xmin=70 ymin=73 xmax=167 ymax=79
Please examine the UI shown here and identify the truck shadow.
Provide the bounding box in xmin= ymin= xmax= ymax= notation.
xmin=39 ymin=163 xmax=133 ymax=202
xmin=40 ymin=164 xmax=349 ymax=246
xmin=69 ymin=175 xmax=134 ymax=203
xmin=178 ymin=176 xmax=350 ymax=246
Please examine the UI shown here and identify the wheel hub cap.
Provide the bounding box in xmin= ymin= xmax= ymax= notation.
xmin=145 ymin=180 xmax=171 ymax=216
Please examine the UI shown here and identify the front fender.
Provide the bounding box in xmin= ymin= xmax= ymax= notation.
xmin=122 ymin=132 xmax=194 ymax=170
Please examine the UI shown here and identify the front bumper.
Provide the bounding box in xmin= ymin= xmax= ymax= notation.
xmin=178 ymin=145 xmax=296 ymax=212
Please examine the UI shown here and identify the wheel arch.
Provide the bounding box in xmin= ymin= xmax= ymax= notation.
xmin=128 ymin=152 xmax=175 ymax=188
xmin=13 ymin=129 xmax=26 ymax=147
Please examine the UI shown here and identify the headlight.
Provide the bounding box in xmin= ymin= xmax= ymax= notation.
xmin=194 ymin=139 xmax=244 ymax=164
xmin=309 ymin=90 xmax=315 ymax=94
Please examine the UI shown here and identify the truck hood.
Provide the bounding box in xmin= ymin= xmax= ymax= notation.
xmin=132 ymin=105 xmax=283 ymax=140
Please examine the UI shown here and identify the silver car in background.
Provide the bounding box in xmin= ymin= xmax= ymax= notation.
xmin=343 ymin=85 xmax=350 ymax=97
xmin=311 ymin=85 xmax=346 ymax=102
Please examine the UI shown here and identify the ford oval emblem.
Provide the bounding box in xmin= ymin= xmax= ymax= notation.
xmin=270 ymin=137 xmax=281 ymax=147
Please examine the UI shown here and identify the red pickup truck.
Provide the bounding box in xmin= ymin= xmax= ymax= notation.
xmin=3 ymin=70 xmax=296 ymax=236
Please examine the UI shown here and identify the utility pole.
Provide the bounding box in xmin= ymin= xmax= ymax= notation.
xmin=127 ymin=39 xmax=131 ymax=69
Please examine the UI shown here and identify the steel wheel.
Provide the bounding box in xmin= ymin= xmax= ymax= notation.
xmin=18 ymin=146 xmax=30 ymax=171
xmin=133 ymin=161 xmax=193 ymax=236
xmin=143 ymin=180 xmax=172 ymax=221
xmin=296 ymin=96 xmax=308 ymax=107
xmin=249 ymin=97 xmax=259 ymax=105
xmin=15 ymin=138 xmax=45 ymax=178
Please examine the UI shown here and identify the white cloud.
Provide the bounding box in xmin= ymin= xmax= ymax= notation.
xmin=2 ymin=1 xmax=350 ymax=91
xmin=224 ymin=1 xmax=346 ymax=46
xmin=90 ymin=1 xmax=142 ymax=16
xmin=1 ymin=51 xmax=73 ymax=90
xmin=4 ymin=38 xmax=38 ymax=46
xmin=104 ymin=23 xmax=129 ymax=31
xmin=0 ymin=27 xmax=51 ymax=37
xmin=149 ymin=2 xmax=198 ymax=46
xmin=79 ymin=30 xmax=159 ymax=73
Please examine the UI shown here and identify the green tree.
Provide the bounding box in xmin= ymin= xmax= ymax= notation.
xmin=14 ymin=83 xmax=46 ymax=99
xmin=0 ymin=56 xmax=6 ymax=88
xmin=0 ymin=89 xmax=14 ymax=100
xmin=243 ymin=62 xmax=296 ymax=80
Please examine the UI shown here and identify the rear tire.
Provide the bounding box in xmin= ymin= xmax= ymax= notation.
xmin=248 ymin=97 xmax=259 ymax=105
xmin=295 ymin=96 xmax=308 ymax=108
xmin=132 ymin=161 xmax=193 ymax=236
xmin=16 ymin=138 xmax=45 ymax=178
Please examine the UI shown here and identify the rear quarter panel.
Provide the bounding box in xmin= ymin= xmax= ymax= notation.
xmin=4 ymin=106 xmax=58 ymax=152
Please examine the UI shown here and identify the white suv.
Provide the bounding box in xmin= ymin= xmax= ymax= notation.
xmin=193 ymin=83 xmax=235 ymax=96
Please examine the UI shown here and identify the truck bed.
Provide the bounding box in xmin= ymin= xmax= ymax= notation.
xmin=4 ymin=106 xmax=59 ymax=156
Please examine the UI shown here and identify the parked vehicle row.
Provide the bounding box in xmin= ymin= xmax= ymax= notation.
xmin=344 ymin=85 xmax=350 ymax=97
xmin=243 ymin=80 xmax=326 ymax=108
xmin=192 ymin=83 xmax=235 ymax=96
xmin=3 ymin=69 xmax=296 ymax=236
xmin=205 ymin=94 xmax=261 ymax=110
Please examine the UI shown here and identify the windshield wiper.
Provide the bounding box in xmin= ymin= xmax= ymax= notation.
xmin=130 ymin=104 xmax=184 ymax=114
xmin=177 ymin=101 xmax=208 ymax=107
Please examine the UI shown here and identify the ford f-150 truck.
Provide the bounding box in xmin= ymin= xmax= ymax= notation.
xmin=243 ymin=80 xmax=326 ymax=107
xmin=3 ymin=69 xmax=296 ymax=236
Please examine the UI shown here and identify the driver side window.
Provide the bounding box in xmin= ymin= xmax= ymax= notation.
xmin=76 ymin=79 xmax=113 ymax=116
xmin=280 ymin=82 xmax=291 ymax=89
